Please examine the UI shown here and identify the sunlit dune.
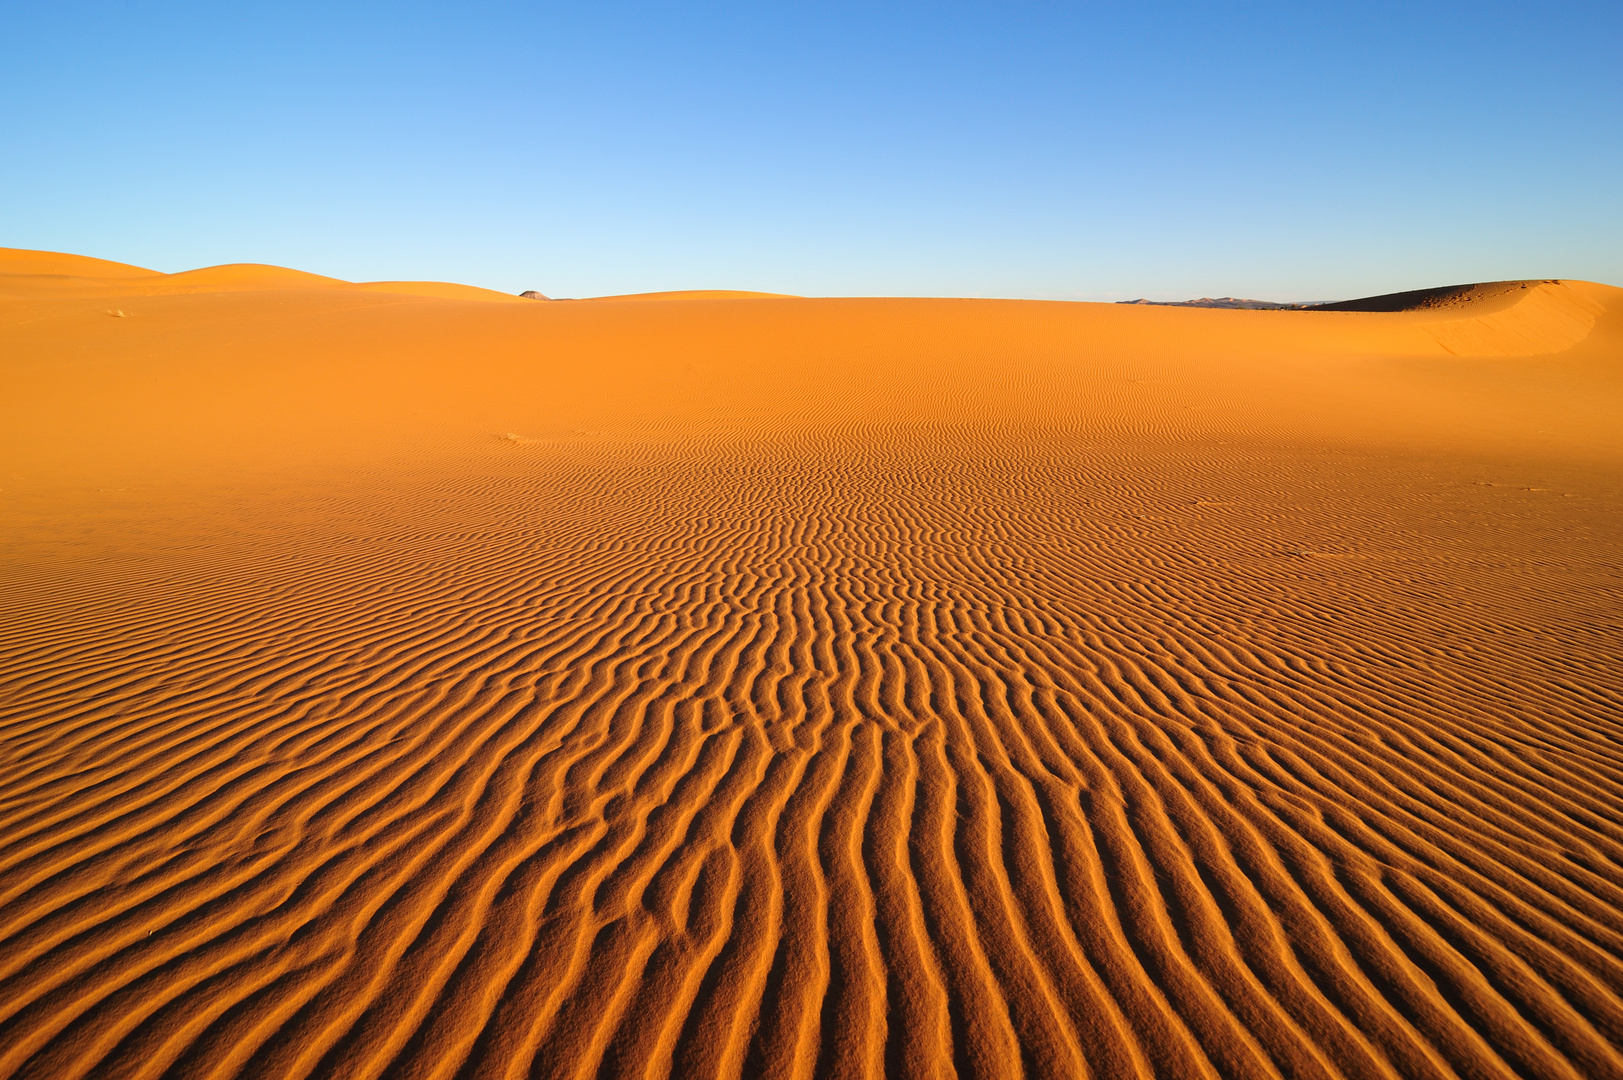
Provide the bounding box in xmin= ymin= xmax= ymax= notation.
xmin=2 ymin=247 xmax=1621 ymax=1079
xmin=352 ymin=281 xmax=535 ymax=304
xmin=583 ymin=289 xmax=804 ymax=302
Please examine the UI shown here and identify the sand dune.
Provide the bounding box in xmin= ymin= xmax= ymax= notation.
xmin=583 ymin=290 xmax=804 ymax=302
xmin=2 ymin=248 xmax=1622 ymax=1079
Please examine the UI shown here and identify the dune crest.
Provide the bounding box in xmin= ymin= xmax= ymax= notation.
xmin=584 ymin=289 xmax=804 ymax=302
xmin=0 ymin=248 xmax=526 ymax=304
xmin=1411 ymin=280 xmax=1607 ymax=357
xmin=354 ymin=281 xmax=534 ymax=304
xmin=2 ymin=251 xmax=1622 ymax=1079
xmin=0 ymin=250 xmax=159 ymax=279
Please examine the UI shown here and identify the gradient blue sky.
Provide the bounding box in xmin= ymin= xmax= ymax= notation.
xmin=3 ymin=2 xmax=1619 ymax=300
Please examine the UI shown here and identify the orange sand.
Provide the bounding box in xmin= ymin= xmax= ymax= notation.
xmin=2 ymin=249 xmax=1622 ymax=1079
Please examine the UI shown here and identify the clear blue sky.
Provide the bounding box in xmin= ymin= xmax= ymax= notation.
xmin=3 ymin=2 xmax=1619 ymax=300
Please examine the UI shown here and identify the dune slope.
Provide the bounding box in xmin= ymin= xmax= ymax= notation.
xmin=2 ymin=252 xmax=1622 ymax=1080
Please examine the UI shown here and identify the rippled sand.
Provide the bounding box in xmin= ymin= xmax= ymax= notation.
xmin=3 ymin=250 xmax=1621 ymax=1079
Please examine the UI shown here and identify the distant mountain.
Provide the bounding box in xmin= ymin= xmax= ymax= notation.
xmin=1116 ymin=297 xmax=1320 ymax=310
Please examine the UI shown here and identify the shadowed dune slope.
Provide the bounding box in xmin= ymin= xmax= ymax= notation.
xmin=1306 ymin=280 xmax=1555 ymax=313
xmin=2 ymin=252 xmax=1623 ymax=1080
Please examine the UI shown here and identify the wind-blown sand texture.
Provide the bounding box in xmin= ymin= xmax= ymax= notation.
xmin=3 ymin=249 xmax=1622 ymax=1080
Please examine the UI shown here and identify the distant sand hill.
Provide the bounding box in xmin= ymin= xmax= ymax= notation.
xmin=2 ymin=249 xmax=1621 ymax=1079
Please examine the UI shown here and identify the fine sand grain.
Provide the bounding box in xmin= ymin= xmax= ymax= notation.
xmin=2 ymin=250 xmax=1622 ymax=1079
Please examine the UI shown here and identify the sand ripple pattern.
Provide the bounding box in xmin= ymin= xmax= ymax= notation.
xmin=2 ymin=431 xmax=1622 ymax=1080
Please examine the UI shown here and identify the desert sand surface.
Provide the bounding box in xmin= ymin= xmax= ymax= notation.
xmin=2 ymin=247 xmax=1622 ymax=1080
